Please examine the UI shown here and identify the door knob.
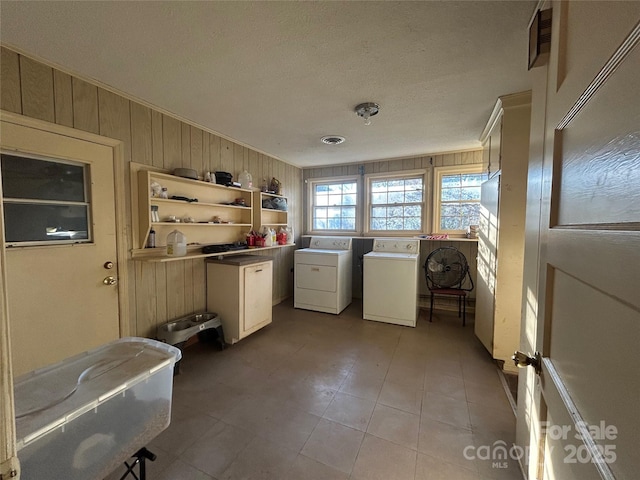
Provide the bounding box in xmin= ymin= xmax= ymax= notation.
xmin=512 ymin=351 xmax=541 ymax=374
xmin=103 ymin=276 xmax=117 ymax=286
xmin=104 ymin=261 xmax=114 ymax=269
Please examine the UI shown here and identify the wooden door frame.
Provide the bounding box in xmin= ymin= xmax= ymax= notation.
xmin=0 ymin=110 xmax=130 ymax=479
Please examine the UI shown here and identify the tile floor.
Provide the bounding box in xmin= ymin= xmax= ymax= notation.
xmin=106 ymin=300 xmax=522 ymax=480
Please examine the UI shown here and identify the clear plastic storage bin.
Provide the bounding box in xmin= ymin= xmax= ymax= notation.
xmin=14 ymin=337 xmax=181 ymax=480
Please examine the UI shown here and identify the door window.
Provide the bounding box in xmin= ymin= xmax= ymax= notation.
xmin=1 ymin=153 xmax=91 ymax=245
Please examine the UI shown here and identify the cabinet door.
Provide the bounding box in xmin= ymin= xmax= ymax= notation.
xmin=488 ymin=117 xmax=502 ymax=177
xmin=243 ymin=262 xmax=272 ymax=332
xmin=475 ymin=174 xmax=500 ymax=353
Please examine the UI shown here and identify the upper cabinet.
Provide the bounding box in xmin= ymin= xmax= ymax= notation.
xmin=134 ymin=169 xmax=253 ymax=253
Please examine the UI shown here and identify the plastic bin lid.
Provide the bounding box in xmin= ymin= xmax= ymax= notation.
xmin=13 ymin=337 xmax=181 ymax=450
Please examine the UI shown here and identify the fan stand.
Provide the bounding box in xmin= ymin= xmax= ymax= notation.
xmin=424 ymin=247 xmax=474 ymax=326
xmin=429 ymin=288 xmax=468 ymax=326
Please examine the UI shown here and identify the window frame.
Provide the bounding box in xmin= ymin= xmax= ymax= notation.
xmin=1 ymin=151 xmax=93 ymax=246
xmin=432 ymin=164 xmax=486 ymax=235
xmin=306 ymin=175 xmax=361 ymax=235
xmin=363 ymin=169 xmax=427 ymax=236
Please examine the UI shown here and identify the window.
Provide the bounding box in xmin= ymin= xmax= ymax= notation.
xmin=309 ymin=178 xmax=358 ymax=232
xmin=365 ymin=172 xmax=425 ymax=233
xmin=1 ymin=153 xmax=91 ymax=245
xmin=433 ymin=165 xmax=486 ymax=233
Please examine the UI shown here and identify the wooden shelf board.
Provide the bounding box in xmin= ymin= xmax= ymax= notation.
xmin=151 ymin=222 xmax=251 ymax=227
xmin=150 ymin=198 xmax=251 ymax=210
xmin=131 ymin=243 xmax=296 ymax=262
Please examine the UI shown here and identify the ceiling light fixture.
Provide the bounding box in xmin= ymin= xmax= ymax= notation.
xmin=321 ymin=135 xmax=346 ymax=145
xmin=355 ymin=102 xmax=380 ymax=126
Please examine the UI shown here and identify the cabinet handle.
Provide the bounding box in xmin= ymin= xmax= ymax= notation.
xmin=255 ymin=269 xmax=263 ymax=272
xmin=311 ymin=267 xmax=320 ymax=271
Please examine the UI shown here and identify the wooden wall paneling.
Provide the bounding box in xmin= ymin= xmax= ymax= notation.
xmin=263 ymin=155 xmax=272 ymax=187
xmin=98 ymin=89 xmax=132 ymax=161
xmin=202 ymin=132 xmax=211 ymax=175
xmin=72 ymin=78 xmax=99 ymax=134
xmin=154 ymin=264 xmax=168 ymax=332
xmin=193 ymin=259 xmax=206 ymax=312
xmin=387 ymin=159 xmax=402 ymax=172
xmin=165 ymin=261 xmax=185 ymax=321
xmin=183 ymin=260 xmax=194 ymax=314
xmin=209 ymin=134 xmax=222 ymax=172
xmin=19 ymin=55 xmax=54 ymax=122
xmin=0 ymin=47 xmax=21 ymax=113
xmin=180 ymin=122 xmax=191 ymax=169
xmin=233 ymin=143 xmax=244 ymax=177
xmin=248 ymin=149 xmax=259 ymax=186
xmin=364 ymin=163 xmax=375 ymax=175
xmin=220 ymin=138 xmax=234 ymax=174
xmin=319 ymin=167 xmax=333 ymax=177
xmin=277 ymin=158 xmax=286 ymax=193
xmin=403 ymin=158 xmax=417 ymax=170
xmin=151 ymin=110 xmax=164 ymax=168
xmin=130 ymin=103 xmax=152 ymax=166
xmin=162 ymin=115 xmax=181 ymax=171
xmin=190 ymin=127 xmax=203 ymax=177
xmin=135 ymin=262 xmax=156 ymax=337
xmin=53 ymin=70 xmax=73 ymax=127
xmin=462 ymin=151 xmax=474 ymax=165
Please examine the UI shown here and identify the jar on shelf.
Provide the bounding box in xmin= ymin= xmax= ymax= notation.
xmin=238 ymin=170 xmax=253 ymax=189
xmin=166 ymin=229 xmax=187 ymax=256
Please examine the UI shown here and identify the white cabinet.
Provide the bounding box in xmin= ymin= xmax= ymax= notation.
xmin=206 ymin=255 xmax=273 ymax=344
xmin=475 ymin=91 xmax=531 ymax=372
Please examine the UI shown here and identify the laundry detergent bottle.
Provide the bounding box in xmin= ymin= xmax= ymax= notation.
xmin=166 ymin=229 xmax=187 ymax=256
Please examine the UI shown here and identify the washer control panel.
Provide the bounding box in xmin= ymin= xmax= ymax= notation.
xmin=372 ymin=239 xmax=420 ymax=254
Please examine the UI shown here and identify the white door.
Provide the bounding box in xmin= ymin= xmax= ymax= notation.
xmin=518 ymin=4 xmax=640 ymax=479
xmin=1 ymin=117 xmax=120 ymax=376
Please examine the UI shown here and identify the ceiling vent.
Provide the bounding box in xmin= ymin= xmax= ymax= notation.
xmin=321 ymin=135 xmax=346 ymax=145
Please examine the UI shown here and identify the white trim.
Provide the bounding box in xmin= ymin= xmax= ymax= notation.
xmin=306 ymin=175 xmax=361 ymax=235
xmin=432 ymin=164 xmax=485 ymax=234
xmin=364 ymin=169 xmax=427 ymax=236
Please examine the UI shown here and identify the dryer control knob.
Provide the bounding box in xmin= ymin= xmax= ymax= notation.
xmin=406 ymin=244 xmax=414 ymax=250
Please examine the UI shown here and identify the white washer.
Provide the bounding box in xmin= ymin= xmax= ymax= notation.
xmin=295 ymin=236 xmax=352 ymax=314
xmin=363 ymin=238 xmax=420 ymax=327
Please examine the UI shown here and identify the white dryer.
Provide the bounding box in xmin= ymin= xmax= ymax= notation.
xmin=363 ymin=238 xmax=420 ymax=327
xmin=294 ymin=236 xmax=352 ymax=314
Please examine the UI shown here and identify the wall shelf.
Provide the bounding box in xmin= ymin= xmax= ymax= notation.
xmin=135 ymin=168 xmax=253 ymax=250
xmin=131 ymin=243 xmax=296 ymax=263
xmin=253 ymin=191 xmax=289 ymax=231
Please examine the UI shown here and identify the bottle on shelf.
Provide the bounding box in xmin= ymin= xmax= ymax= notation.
xmin=146 ymin=228 xmax=156 ymax=248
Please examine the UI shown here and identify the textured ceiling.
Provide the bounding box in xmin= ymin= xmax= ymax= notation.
xmin=1 ymin=1 xmax=535 ymax=168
